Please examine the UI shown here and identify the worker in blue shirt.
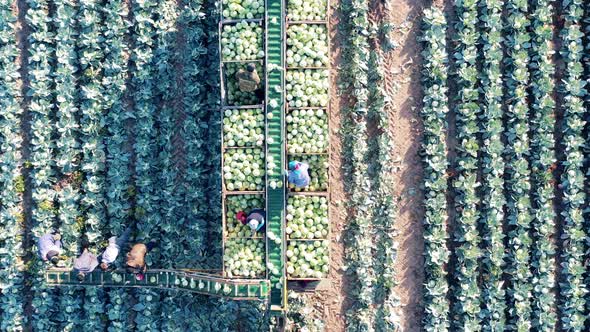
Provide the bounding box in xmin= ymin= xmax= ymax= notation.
xmin=37 ymin=232 xmax=62 ymax=266
xmin=286 ymin=160 xmax=311 ymax=188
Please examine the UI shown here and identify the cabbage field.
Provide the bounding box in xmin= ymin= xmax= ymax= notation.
xmin=421 ymin=1 xmax=590 ymax=331
xmin=1 ymin=0 xmax=344 ymax=326
xmin=8 ymin=0 xmax=590 ymax=329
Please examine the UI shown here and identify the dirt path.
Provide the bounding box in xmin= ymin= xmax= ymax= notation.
xmin=308 ymin=1 xmax=347 ymax=330
xmin=384 ymin=0 xmax=442 ymax=331
xmin=382 ymin=2 xmax=426 ymax=330
xmin=382 ymin=1 xmax=446 ymax=331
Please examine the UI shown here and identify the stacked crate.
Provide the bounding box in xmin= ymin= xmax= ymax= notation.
xmin=219 ymin=7 xmax=267 ymax=279
xmin=284 ymin=0 xmax=330 ymax=281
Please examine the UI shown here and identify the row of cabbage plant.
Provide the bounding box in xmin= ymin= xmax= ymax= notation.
xmin=131 ymin=0 xmax=162 ymax=328
xmin=558 ymin=0 xmax=588 ymax=330
xmin=77 ymin=0 xmax=108 ymax=326
xmin=339 ymin=0 xmax=375 ymax=329
xmin=181 ymin=0 xmax=211 ymax=268
xmin=155 ymin=0 xmax=180 ymax=266
xmin=154 ymin=0 xmax=185 ymax=327
xmin=26 ymin=0 xmax=59 ymax=327
xmin=529 ymin=0 xmax=557 ymax=329
xmin=102 ymin=0 xmax=136 ymax=328
xmin=420 ymin=8 xmax=450 ymax=331
xmin=0 ymin=0 xmax=25 ymax=329
xmin=101 ymin=0 xmax=135 ymax=328
xmin=450 ymin=0 xmax=481 ymax=328
xmin=503 ymin=0 xmax=533 ymax=328
xmin=478 ymin=0 xmax=506 ymax=328
xmin=52 ymin=0 xmax=84 ymax=327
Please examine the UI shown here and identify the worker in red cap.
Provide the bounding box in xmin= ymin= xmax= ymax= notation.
xmin=237 ymin=209 xmax=265 ymax=236
xmin=126 ymin=240 xmax=157 ymax=281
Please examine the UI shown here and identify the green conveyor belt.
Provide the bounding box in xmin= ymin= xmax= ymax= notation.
xmin=44 ymin=269 xmax=269 ymax=300
xmin=265 ymin=0 xmax=287 ymax=315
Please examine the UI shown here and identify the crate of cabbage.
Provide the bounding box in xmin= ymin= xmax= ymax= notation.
xmin=286 ymin=108 xmax=328 ymax=154
xmin=222 ymin=0 xmax=264 ymax=20
xmin=224 ymin=194 xmax=265 ymax=238
xmin=287 ymin=0 xmax=328 ymax=21
xmin=224 ymin=238 xmax=266 ymax=278
xmin=222 ymin=148 xmax=266 ymax=192
xmin=286 ymin=195 xmax=329 ymax=240
xmin=222 ymin=195 xmax=267 ymax=278
xmin=286 ymin=24 xmax=329 ymax=68
xmin=286 ymin=240 xmax=329 ymax=279
xmin=286 ymin=69 xmax=329 ymax=108
xmin=221 ymin=20 xmax=264 ymax=62
xmin=223 ymin=107 xmax=265 ymax=147
xmin=222 ymin=63 xmax=265 ymax=106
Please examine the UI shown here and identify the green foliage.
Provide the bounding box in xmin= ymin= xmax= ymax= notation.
xmin=503 ymin=0 xmax=534 ymax=328
xmin=420 ymin=8 xmax=450 ymax=331
xmin=450 ymin=0 xmax=481 ymax=328
xmin=558 ymin=0 xmax=588 ymax=330
xmin=478 ymin=0 xmax=506 ymax=328
xmin=129 ymin=0 xmax=164 ymax=326
xmin=0 ymin=0 xmax=25 ymax=328
xmin=529 ymin=0 xmax=557 ymax=329
xmin=339 ymin=0 xmax=380 ymax=329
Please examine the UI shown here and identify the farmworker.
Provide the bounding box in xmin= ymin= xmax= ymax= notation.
xmin=286 ymin=160 xmax=311 ymax=188
xmin=74 ymin=248 xmax=99 ymax=281
xmin=238 ymin=209 xmax=266 ymax=235
xmin=236 ymin=63 xmax=261 ymax=93
xmin=99 ymin=226 xmax=132 ymax=271
xmin=125 ymin=241 xmax=157 ymax=280
xmin=37 ymin=232 xmax=63 ymax=266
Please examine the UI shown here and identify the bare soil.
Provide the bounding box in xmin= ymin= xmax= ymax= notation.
xmin=384 ymin=2 xmax=432 ymax=331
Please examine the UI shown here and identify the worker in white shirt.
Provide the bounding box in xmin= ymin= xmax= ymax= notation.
xmin=37 ymin=232 xmax=63 ymax=266
xmin=99 ymin=226 xmax=132 ymax=271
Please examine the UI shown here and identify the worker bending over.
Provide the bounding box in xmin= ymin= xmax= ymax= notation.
xmin=287 ymin=160 xmax=311 ymax=188
xmin=236 ymin=63 xmax=263 ymax=100
xmin=236 ymin=63 xmax=260 ymax=92
xmin=238 ymin=209 xmax=266 ymax=236
xmin=126 ymin=241 xmax=156 ymax=280
xmin=37 ymin=232 xmax=63 ymax=266
xmin=99 ymin=227 xmax=132 ymax=271
xmin=74 ymin=248 xmax=99 ymax=281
